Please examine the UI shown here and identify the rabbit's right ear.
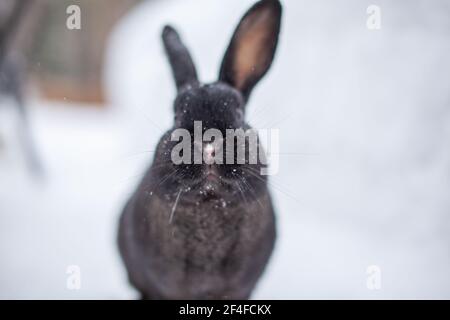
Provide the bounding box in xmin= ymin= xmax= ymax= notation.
xmin=219 ymin=0 xmax=282 ymax=102
xmin=162 ymin=25 xmax=199 ymax=91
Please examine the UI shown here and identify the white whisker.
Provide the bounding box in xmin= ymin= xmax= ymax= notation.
xmin=169 ymin=189 xmax=182 ymax=224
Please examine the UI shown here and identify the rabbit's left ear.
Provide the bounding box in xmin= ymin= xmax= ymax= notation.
xmin=162 ymin=25 xmax=199 ymax=91
xmin=219 ymin=0 xmax=282 ymax=101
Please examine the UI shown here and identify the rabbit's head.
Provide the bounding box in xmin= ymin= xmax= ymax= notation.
xmin=151 ymin=0 xmax=282 ymax=203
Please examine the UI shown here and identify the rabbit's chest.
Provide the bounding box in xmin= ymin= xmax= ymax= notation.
xmin=178 ymin=208 xmax=243 ymax=258
xmin=126 ymin=192 xmax=274 ymax=298
xmin=146 ymin=198 xmax=263 ymax=269
xmin=162 ymin=204 xmax=249 ymax=261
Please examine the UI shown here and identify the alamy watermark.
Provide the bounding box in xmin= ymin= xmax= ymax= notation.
xmin=170 ymin=121 xmax=279 ymax=176
xmin=66 ymin=265 xmax=81 ymax=290
xmin=366 ymin=5 xmax=381 ymax=30
xmin=366 ymin=265 xmax=382 ymax=290
xmin=66 ymin=5 xmax=81 ymax=30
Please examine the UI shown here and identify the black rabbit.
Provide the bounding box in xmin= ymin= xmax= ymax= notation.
xmin=119 ymin=0 xmax=282 ymax=300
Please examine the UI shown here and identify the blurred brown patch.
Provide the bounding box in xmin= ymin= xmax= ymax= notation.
xmin=22 ymin=0 xmax=142 ymax=106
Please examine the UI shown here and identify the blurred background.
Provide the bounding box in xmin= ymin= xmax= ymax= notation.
xmin=1 ymin=0 xmax=450 ymax=299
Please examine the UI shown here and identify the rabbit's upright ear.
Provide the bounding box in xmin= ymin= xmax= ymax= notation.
xmin=162 ymin=25 xmax=199 ymax=91
xmin=219 ymin=0 xmax=282 ymax=101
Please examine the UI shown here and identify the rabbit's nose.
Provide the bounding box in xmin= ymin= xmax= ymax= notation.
xmin=204 ymin=143 xmax=216 ymax=165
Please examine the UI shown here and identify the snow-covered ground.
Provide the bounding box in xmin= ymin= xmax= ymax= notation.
xmin=1 ymin=0 xmax=450 ymax=299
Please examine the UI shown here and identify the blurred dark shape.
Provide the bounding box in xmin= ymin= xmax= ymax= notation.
xmin=0 ymin=0 xmax=43 ymax=175
xmin=0 ymin=0 xmax=25 ymax=62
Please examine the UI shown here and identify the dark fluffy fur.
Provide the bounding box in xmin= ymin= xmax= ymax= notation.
xmin=119 ymin=0 xmax=282 ymax=300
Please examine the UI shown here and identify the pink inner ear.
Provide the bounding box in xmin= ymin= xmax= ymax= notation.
xmin=233 ymin=7 xmax=275 ymax=90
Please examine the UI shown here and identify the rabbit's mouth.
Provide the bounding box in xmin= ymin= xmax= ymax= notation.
xmin=205 ymin=166 xmax=221 ymax=183
xmin=202 ymin=172 xmax=225 ymax=195
xmin=204 ymin=166 xmax=236 ymax=187
xmin=184 ymin=168 xmax=235 ymax=200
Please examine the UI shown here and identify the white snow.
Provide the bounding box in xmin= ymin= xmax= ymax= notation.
xmin=1 ymin=0 xmax=450 ymax=299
